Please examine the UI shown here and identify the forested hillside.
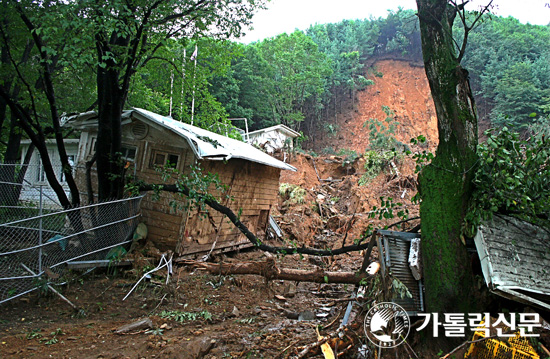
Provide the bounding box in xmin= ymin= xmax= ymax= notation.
xmin=121 ymin=8 xmax=550 ymax=145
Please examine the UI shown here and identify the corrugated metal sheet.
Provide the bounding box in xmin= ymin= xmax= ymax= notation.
xmin=474 ymin=215 xmax=550 ymax=311
xmin=131 ymin=108 xmax=296 ymax=172
xmin=63 ymin=108 xmax=296 ymax=172
xmin=377 ymin=230 xmax=424 ymax=315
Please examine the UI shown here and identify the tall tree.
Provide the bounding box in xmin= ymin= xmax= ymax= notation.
xmin=244 ymin=31 xmax=332 ymax=131
xmin=76 ymin=0 xmax=265 ymax=201
xmin=415 ymin=0 xmax=489 ymax=313
xmin=0 ymin=1 xmax=93 ymax=208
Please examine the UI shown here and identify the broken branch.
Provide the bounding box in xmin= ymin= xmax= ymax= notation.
xmin=439 ymin=335 xmax=498 ymax=359
xmin=180 ymin=258 xmax=371 ymax=285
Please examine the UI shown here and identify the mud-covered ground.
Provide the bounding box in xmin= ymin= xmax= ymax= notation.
xmin=0 ymin=251 xmax=372 ymax=359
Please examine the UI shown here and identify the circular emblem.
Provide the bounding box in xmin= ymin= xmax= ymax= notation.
xmin=364 ymin=302 xmax=410 ymax=348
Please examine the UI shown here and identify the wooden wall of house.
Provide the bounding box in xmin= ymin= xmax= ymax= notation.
xmin=180 ymin=159 xmax=281 ymax=257
xmin=125 ymin=120 xmax=195 ymax=253
xmin=74 ymin=117 xmax=283 ymax=257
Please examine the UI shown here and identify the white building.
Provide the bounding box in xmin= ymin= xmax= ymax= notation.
xmin=18 ymin=139 xmax=80 ymax=207
xmin=247 ymin=124 xmax=300 ymax=160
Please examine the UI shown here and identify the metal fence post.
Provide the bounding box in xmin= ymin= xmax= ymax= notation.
xmin=38 ymin=183 xmax=43 ymax=273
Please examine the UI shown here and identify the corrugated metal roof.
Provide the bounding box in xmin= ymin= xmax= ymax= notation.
xmin=64 ymin=108 xmax=296 ymax=172
xmin=247 ymin=124 xmax=301 ymax=139
xmin=474 ymin=215 xmax=550 ymax=310
xmin=131 ymin=108 xmax=296 ymax=171
xmin=377 ymin=230 xmax=424 ymax=315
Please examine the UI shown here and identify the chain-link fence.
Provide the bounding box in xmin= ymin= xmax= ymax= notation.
xmin=0 ymin=195 xmax=144 ymax=304
xmin=0 ymin=163 xmax=71 ymax=213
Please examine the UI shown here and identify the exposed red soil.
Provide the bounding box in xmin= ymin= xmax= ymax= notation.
xmin=308 ymin=59 xmax=438 ymax=154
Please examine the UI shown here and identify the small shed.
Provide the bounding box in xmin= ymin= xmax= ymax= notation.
xmin=474 ymin=215 xmax=550 ymax=310
xmin=247 ymin=124 xmax=300 ymax=157
xmin=66 ymin=108 xmax=296 ymax=256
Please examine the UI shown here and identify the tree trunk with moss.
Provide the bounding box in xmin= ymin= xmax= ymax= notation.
xmin=416 ymin=0 xmax=479 ymax=313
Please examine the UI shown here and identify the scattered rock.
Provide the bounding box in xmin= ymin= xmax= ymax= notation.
xmin=298 ymin=310 xmax=316 ymax=321
xmin=284 ymin=311 xmax=299 ymax=320
xmin=188 ymin=338 xmax=216 ymax=358
xmin=282 ymin=282 xmax=297 ymax=298
xmin=115 ymin=318 xmax=153 ymax=334
xmin=231 ymin=306 xmax=240 ymax=317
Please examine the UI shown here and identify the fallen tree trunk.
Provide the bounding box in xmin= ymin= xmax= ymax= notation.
xmin=182 ymin=258 xmax=371 ymax=285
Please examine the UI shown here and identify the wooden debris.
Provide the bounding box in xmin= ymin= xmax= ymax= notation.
xmin=115 ymin=318 xmax=153 ymax=334
xmin=408 ymin=237 xmax=422 ymax=280
xmin=317 ymin=327 xmax=335 ymax=359
xmin=185 ymin=258 xmax=371 ymax=285
xmin=293 ymin=325 xmax=349 ymax=359
xmin=540 ymin=343 xmax=550 ymax=357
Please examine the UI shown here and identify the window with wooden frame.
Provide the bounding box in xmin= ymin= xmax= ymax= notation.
xmin=120 ymin=145 xmax=137 ymax=162
xmin=149 ymin=150 xmax=179 ymax=169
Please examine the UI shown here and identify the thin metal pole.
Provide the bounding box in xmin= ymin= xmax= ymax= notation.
xmin=21 ymin=263 xmax=84 ymax=315
xmin=180 ymin=48 xmax=186 ymax=120
xmin=38 ymin=184 xmax=43 ymax=273
xmin=169 ymin=57 xmax=174 ymax=117
xmin=190 ymin=44 xmax=197 ymax=125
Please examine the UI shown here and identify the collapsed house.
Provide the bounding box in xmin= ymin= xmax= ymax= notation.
xmin=474 ymin=215 xmax=550 ymax=311
xmin=247 ymin=124 xmax=301 ymax=158
xmin=65 ymin=108 xmax=296 ymax=256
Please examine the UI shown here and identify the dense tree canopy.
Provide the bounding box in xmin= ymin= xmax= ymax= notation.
xmin=203 ymin=8 xmax=549 ymax=135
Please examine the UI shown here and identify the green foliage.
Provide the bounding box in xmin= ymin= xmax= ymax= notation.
xmin=40 ymin=328 xmax=64 ymax=345
xmin=369 ymin=196 xmax=409 ymax=222
xmin=359 ymin=150 xmax=396 ymax=185
xmin=321 ymin=147 xmax=336 ymax=155
xmin=466 ymin=127 xmax=550 ymax=234
xmin=26 ymin=329 xmax=43 ymax=340
xmin=371 ymin=68 xmax=384 ymax=78
xmin=365 ymin=106 xmax=399 ymax=151
xmin=461 ymin=15 xmax=550 ymax=129
xmin=391 ymin=277 xmax=413 ymax=299
xmin=323 ymin=123 xmax=340 ymax=137
xmin=528 ymin=115 xmax=550 ymax=138
xmin=235 ymin=31 xmax=332 ymax=131
xmin=159 ymin=309 xmax=212 ymax=322
xmin=293 ymin=132 xmax=308 ymax=151
xmin=337 ymin=148 xmax=359 ymax=166
xmin=407 ymin=135 xmax=434 ymax=174
xmin=129 ymin=39 xmax=245 ymax=137
xmin=279 ymin=183 xmax=307 ymax=204
xmin=126 ymin=164 xmax=229 ymax=213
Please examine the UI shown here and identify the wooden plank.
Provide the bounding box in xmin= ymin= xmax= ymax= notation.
xmin=141 ymin=209 xmax=184 ymax=224
xmin=147 ymin=225 xmax=179 ymax=239
xmin=485 ymin=232 xmax=548 ymax=253
xmin=486 ymin=242 xmax=549 ymax=262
